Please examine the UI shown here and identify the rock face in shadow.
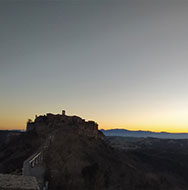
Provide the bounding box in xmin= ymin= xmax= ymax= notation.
xmin=45 ymin=131 xmax=139 ymax=190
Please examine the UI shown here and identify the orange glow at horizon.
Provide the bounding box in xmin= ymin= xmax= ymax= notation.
xmin=1 ymin=122 xmax=188 ymax=133
xmin=0 ymin=111 xmax=188 ymax=133
xmin=1 ymin=99 xmax=188 ymax=133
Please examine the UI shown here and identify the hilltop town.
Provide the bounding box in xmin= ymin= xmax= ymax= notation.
xmin=27 ymin=110 xmax=104 ymax=139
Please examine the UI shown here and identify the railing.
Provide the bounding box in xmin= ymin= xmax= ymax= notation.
xmin=23 ymin=134 xmax=55 ymax=189
xmin=29 ymin=152 xmax=43 ymax=168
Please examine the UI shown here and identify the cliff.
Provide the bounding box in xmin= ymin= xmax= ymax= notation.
xmin=44 ymin=130 xmax=139 ymax=190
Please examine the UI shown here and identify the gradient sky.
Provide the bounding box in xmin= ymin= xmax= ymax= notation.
xmin=1 ymin=0 xmax=188 ymax=132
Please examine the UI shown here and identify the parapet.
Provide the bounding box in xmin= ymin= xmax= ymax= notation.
xmin=0 ymin=173 xmax=40 ymax=190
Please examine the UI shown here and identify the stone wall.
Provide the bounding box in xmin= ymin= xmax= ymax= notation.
xmin=0 ymin=174 xmax=40 ymax=190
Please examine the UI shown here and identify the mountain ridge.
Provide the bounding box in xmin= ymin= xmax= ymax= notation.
xmin=101 ymin=129 xmax=188 ymax=139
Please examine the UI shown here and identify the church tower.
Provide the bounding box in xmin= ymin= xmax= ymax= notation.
xmin=62 ymin=110 xmax=66 ymax=116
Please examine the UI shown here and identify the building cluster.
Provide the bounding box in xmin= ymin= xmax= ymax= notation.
xmin=27 ymin=110 xmax=104 ymax=139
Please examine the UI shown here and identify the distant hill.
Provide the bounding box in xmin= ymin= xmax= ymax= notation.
xmin=101 ymin=129 xmax=188 ymax=139
xmin=0 ymin=130 xmax=22 ymax=144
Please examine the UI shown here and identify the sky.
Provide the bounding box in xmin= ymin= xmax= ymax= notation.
xmin=1 ymin=0 xmax=188 ymax=132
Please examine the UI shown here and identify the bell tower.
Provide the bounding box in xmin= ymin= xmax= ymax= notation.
xmin=62 ymin=110 xmax=66 ymax=116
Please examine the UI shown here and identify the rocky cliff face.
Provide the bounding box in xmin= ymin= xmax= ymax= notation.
xmin=27 ymin=112 xmax=104 ymax=140
xmin=44 ymin=131 xmax=140 ymax=190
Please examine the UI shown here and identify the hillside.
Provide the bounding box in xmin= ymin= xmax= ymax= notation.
xmin=45 ymin=130 xmax=140 ymax=190
xmin=0 ymin=131 xmax=43 ymax=174
xmin=44 ymin=130 xmax=188 ymax=190
xmin=107 ymin=136 xmax=188 ymax=189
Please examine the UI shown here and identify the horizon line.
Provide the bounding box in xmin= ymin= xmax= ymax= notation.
xmin=1 ymin=127 xmax=188 ymax=134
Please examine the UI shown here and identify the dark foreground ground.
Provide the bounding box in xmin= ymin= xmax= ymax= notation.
xmin=107 ymin=136 xmax=188 ymax=189
xmin=1 ymin=130 xmax=188 ymax=190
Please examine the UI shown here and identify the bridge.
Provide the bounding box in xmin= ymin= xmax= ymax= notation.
xmin=23 ymin=151 xmax=46 ymax=189
xmin=22 ymin=135 xmax=55 ymax=189
xmin=23 ymin=151 xmax=44 ymax=171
